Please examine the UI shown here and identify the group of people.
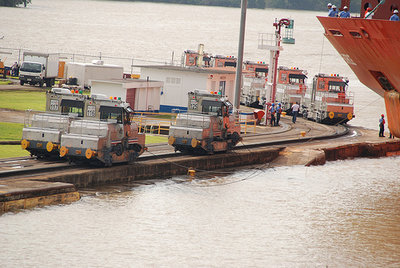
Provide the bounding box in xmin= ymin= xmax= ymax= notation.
xmin=11 ymin=62 xmax=19 ymax=77
xmin=327 ymin=3 xmax=350 ymax=18
xmin=268 ymin=102 xmax=300 ymax=127
xmin=269 ymin=103 xmax=282 ymax=127
xmin=328 ymin=2 xmax=399 ymax=20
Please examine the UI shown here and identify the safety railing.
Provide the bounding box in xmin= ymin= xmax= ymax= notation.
xmin=131 ymin=111 xmax=178 ymax=135
xmin=130 ymin=110 xmax=259 ymax=136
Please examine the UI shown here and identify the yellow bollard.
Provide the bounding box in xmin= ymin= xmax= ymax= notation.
xmin=187 ymin=168 xmax=196 ymax=177
xmin=300 ymin=131 xmax=306 ymax=137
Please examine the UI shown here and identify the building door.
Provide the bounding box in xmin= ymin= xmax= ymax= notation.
xmin=126 ymin=88 xmax=136 ymax=110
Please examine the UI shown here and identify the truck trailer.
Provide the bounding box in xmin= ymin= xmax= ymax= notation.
xmin=65 ymin=61 xmax=124 ymax=88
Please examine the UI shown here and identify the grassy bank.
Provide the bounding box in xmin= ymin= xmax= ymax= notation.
xmin=0 ymin=122 xmax=23 ymax=141
xmin=0 ymin=145 xmax=30 ymax=158
xmin=0 ymin=90 xmax=46 ymax=111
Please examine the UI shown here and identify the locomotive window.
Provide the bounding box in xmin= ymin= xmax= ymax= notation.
xmin=225 ymin=61 xmax=237 ymax=67
xmin=202 ymin=100 xmax=222 ymax=115
xmin=99 ymin=106 xmax=124 ymax=123
xmin=60 ymin=99 xmax=84 ymax=117
xmin=289 ymin=74 xmax=306 ymax=84
xmin=255 ymin=67 xmax=268 ymax=73
xmin=281 ymin=73 xmax=287 ymax=82
xmin=328 ymin=81 xmax=347 ymax=92
xmin=318 ymin=80 xmax=325 ymax=89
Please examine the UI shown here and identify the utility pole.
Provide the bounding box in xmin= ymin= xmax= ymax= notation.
xmin=234 ymin=0 xmax=248 ymax=110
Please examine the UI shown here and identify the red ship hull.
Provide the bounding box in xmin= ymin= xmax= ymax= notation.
xmin=318 ymin=16 xmax=400 ymax=136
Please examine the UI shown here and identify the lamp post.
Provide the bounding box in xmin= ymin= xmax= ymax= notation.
xmin=233 ymin=0 xmax=248 ymax=110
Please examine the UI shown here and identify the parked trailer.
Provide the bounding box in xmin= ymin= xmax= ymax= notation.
xmin=168 ymin=90 xmax=241 ymax=154
xmin=65 ymin=61 xmax=124 ymax=88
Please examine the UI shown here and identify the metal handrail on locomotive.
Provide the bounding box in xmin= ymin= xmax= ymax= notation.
xmin=21 ymin=88 xmax=86 ymax=158
xmin=59 ymin=94 xmax=145 ymax=166
xmin=168 ymin=90 xmax=241 ymax=154
xmin=302 ymin=73 xmax=354 ymax=124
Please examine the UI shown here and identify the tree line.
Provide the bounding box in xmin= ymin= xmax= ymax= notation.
xmin=0 ymin=0 xmax=361 ymax=12
xmin=265 ymin=0 xmax=361 ymax=12
xmin=0 ymin=0 xmax=30 ymax=7
xmin=113 ymin=0 xmax=361 ymax=11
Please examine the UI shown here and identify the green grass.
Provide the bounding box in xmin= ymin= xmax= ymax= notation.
xmin=0 ymin=145 xmax=30 ymax=158
xmin=146 ymin=135 xmax=168 ymax=144
xmin=0 ymin=90 xmax=46 ymax=111
xmin=0 ymin=79 xmax=13 ymax=85
xmin=0 ymin=122 xmax=23 ymax=141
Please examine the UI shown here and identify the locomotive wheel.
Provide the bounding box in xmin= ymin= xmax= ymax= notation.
xmin=230 ymin=132 xmax=241 ymax=145
xmin=114 ymin=143 xmax=124 ymax=156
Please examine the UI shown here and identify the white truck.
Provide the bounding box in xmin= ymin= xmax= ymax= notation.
xmin=19 ymin=52 xmax=59 ymax=87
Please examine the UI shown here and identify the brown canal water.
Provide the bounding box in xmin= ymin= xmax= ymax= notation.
xmin=1 ymin=0 xmax=399 ymax=266
xmin=1 ymin=158 xmax=400 ymax=266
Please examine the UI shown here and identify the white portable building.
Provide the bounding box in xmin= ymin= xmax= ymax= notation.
xmin=90 ymin=79 xmax=163 ymax=112
xmin=66 ymin=61 xmax=123 ymax=88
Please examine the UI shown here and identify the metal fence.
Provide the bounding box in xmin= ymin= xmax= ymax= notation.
xmin=0 ymin=46 xmax=183 ymax=73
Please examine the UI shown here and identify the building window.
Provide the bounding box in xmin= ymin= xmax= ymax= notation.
xmin=166 ymin=77 xmax=181 ymax=85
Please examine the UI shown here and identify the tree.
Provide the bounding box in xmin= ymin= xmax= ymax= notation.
xmin=0 ymin=0 xmax=31 ymax=7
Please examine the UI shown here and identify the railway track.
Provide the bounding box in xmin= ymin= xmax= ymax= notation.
xmin=0 ymin=119 xmax=350 ymax=180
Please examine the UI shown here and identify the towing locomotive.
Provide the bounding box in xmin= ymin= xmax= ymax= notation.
xmin=302 ymin=73 xmax=354 ymax=124
xmin=59 ymin=94 xmax=145 ymax=166
xmin=168 ymin=90 xmax=241 ymax=154
xmin=21 ymin=89 xmax=145 ymax=166
xmin=275 ymin=67 xmax=308 ymax=113
xmin=21 ymin=88 xmax=86 ymax=158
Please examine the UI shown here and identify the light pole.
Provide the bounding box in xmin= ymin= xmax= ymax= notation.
xmin=234 ymin=0 xmax=248 ymax=110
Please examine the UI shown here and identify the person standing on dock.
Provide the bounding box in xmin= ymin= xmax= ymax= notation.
xmin=390 ymin=10 xmax=399 ymax=21
xmin=276 ymin=103 xmax=282 ymax=126
xmin=379 ymin=114 xmax=385 ymax=137
xmin=291 ymin=102 xmax=300 ymax=124
xmin=270 ymin=103 xmax=276 ymax=126
xmin=339 ymin=6 xmax=351 ymax=18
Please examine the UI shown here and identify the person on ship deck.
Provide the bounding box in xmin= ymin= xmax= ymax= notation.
xmin=327 ymin=3 xmax=332 ymax=13
xmin=328 ymin=5 xmax=338 ymax=17
xmin=390 ymin=9 xmax=399 ymax=21
xmin=339 ymin=6 xmax=350 ymax=18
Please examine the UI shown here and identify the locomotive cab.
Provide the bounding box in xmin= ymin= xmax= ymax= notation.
xmin=21 ymin=88 xmax=86 ymax=158
xmin=59 ymin=97 xmax=145 ymax=166
xmin=302 ymin=74 xmax=354 ymax=124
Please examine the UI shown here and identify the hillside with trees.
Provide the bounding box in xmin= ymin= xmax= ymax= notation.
xmin=265 ymin=0 xmax=361 ymax=12
xmin=112 ymin=0 xmax=266 ymax=9
xmin=0 ymin=0 xmax=30 ymax=7
xmin=110 ymin=0 xmax=361 ymax=11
